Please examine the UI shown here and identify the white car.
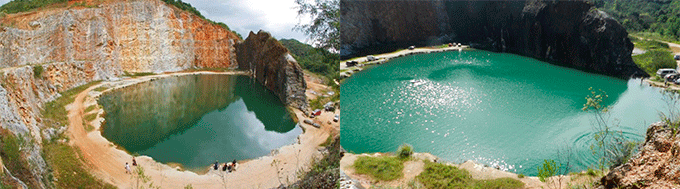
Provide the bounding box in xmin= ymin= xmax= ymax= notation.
xmin=367 ymin=55 xmax=378 ymax=61
xmin=333 ymin=114 xmax=339 ymax=122
xmin=657 ymin=68 xmax=678 ymax=78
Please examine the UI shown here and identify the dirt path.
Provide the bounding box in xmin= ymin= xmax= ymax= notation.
xmin=66 ymin=71 xmax=338 ymax=189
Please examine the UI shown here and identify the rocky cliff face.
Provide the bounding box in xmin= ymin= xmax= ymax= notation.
xmin=601 ymin=122 xmax=680 ymax=188
xmin=341 ymin=0 xmax=646 ymax=78
xmin=236 ymin=31 xmax=307 ymax=111
xmin=0 ymin=0 xmax=240 ymax=187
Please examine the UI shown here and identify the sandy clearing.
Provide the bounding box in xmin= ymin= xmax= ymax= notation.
xmin=66 ymin=71 xmax=338 ymax=189
xmin=340 ymin=46 xmax=468 ymax=74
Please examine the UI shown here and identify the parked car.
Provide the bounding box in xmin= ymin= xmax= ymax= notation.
xmin=367 ymin=55 xmax=378 ymax=61
xmin=345 ymin=61 xmax=358 ymax=67
xmin=657 ymin=68 xmax=678 ymax=78
xmin=665 ymin=73 xmax=680 ymax=84
xmin=333 ymin=114 xmax=339 ymax=122
xmin=675 ymin=54 xmax=680 ymax=60
xmin=408 ymin=46 xmax=415 ymax=50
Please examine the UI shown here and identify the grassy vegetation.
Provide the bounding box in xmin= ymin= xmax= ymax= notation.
xmin=123 ymin=71 xmax=155 ymax=78
xmin=632 ymin=49 xmax=676 ymax=76
xmin=82 ymin=113 xmax=97 ymax=132
xmin=93 ymin=86 xmax=108 ymax=92
xmin=0 ymin=130 xmax=34 ymax=188
xmin=84 ymin=105 xmax=96 ymax=114
xmin=37 ymin=80 xmax=113 ymax=188
xmin=629 ymin=36 xmax=670 ymax=50
xmin=352 ymin=156 xmax=404 ymax=181
xmin=416 ymin=161 xmax=524 ymax=189
xmin=41 ymin=81 xmax=101 ymax=129
xmin=0 ymin=0 xmax=68 ymax=14
xmin=43 ymin=142 xmax=115 ymax=189
xmin=296 ymin=136 xmax=340 ymax=188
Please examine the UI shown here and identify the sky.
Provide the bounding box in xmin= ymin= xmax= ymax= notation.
xmin=0 ymin=0 xmax=310 ymax=43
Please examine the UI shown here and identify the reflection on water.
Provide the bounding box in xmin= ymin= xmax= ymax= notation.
xmin=100 ymin=75 xmax=300 ymax=169
xmin=341 ymin=50 xmax=671 ymax=175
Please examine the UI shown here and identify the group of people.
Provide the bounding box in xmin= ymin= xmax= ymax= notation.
xmin=213 ymin=159 xmax=237 ymax=173
xmin=125 ymin=157 xmax=138 ymax=174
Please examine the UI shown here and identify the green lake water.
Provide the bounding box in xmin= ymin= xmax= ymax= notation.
xmin=99 ymin=75 xmax=301 ymax=170
xmin=341 ymin=50 xmax=672 ymax=175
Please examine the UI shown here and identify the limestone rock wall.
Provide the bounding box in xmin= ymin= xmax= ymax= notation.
xmin=0 ymin=0 xmax=240 ymax=187
xmin=601 ymin=122 xmax=680 ymax=188
xmin=236 ymin=31 xmax=307 ymax=111
xmin=341 ymin=0 xmax=646 ymax=78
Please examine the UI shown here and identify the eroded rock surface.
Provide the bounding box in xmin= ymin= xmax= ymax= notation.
xmin=341 ymin=0 xmax=646 ymax=78
xmin=236 ymin=31 xmax=307 ymax=111
xmin=601 ymin=122 xmax=680 ymax=188
xmin=0 ymin=0 xmax=240 ymax=187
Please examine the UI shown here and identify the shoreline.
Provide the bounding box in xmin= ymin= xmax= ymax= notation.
xmin=340 ymin=46 xmax=469 ymax=78
xmin=66 ymin=70 xmax=339 ymax=188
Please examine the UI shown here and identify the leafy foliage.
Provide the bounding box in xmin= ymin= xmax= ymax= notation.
xmin=0 ymin=0 xmax=67 ymax=14
xmin=632 ymin=49 xmax=676 ymax=76
xmin=590 ymin=0 xmax=680 ymax=41
xmin=32 ymin=65 xmax=43 ymax=79
xmin=583 ymin=88 xmax=639 ymax=171
xmin=296 ymin=136 xmax=340 ymax=188
xmin=280 ymin=38 xmax=339 ymax=81
xmin=417 ymin=161 xmax=524 ymax=189
xmin=537 ymin=159 xmax=559 ymax=182
xmin=294 ymin=0 xmax=339 ymax=50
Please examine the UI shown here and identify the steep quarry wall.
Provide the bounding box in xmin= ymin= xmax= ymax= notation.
xmin=236 ymin=31 xmax=307 ymax=111
xmin=341 ymin=0 xmax=646 ymax=78
xmin=0 ymin=0 xmax=240 ymax=187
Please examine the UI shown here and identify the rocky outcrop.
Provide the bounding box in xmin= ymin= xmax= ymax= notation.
xmin=341 ymin=0 xmax=646 ymax=78
xmin=0 ymin=0 xmax=240 ymax=187
xmin=601 ymin=122 xmax=680 ymax=188
xmin=236 ymin=31 xmax=307 ymax=111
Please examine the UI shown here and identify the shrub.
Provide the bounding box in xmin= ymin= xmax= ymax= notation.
xmin=0 ymin=0 xmax=68 ymax=14
xmin=32 ymin=65 xmax=43 ymax=79
xmin=397 ymin=144 xmax=413 ymax=160
xmin=633 ymin=49 xmax=676 ymax=76
xmin=537 ymin=159 xmax=559 ymax=182
xmin=352 ymin=156 xmax=404 ymax=181
xmin=517 ymin=174 xmax=525 ymax=178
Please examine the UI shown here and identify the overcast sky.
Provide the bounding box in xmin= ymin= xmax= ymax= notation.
xmin=0 ymin=0 xmax=310 ymax=43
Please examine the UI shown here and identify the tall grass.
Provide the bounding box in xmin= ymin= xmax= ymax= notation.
xmin=352 ymin=156 xmax=404 ymax=181
xmin=416 ymin=161 xmax=524 ymax=189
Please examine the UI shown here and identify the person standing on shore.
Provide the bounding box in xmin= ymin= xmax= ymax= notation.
xmin=125 ymin=162 xmax=131 ymax=174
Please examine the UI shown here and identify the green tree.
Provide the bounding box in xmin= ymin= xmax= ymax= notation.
xmin=294 ymin=0 xmax=339 ymax=50
xmin=537 ymin=159 xmax=559 ymax=183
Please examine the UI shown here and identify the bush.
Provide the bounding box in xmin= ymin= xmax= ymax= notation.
xmin=633 ymin=49 xmax=676 ymax=76
xmin=417 ymin=161 xmax=524 ymax=189
xmin=296 ymin=136 xmax=340 ymax=188
xmin=517 ymin=174 xmax=525 ymax=178
xmin=32 ymin=65 xmax=43 ymax=79
xmin=352 ymin=156 xmax=404 ymax=181
xmin=537 ymin=159 xmax=559 ymax=182
xmin=397 ymin=144 xmax=413 ymax=160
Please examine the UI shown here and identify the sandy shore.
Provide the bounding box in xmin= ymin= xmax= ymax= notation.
xmin=66 ymin=71 xmax=339 ymax=189
xmin=340 ymin=46 xmax=468 ymax=77
xmin=340 ymin=153 xmax=597 ymax=189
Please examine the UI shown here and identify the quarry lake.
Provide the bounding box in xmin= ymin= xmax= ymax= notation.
xmin=99 ymin=74 xmax=301 ymax=171
xmin=341 ymin=50 xmax=671 ymax=175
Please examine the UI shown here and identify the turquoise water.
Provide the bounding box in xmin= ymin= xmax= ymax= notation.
xmin=341 ymin=50 xmax=671 ymax=175
xmin=99 ymin=75 xmax=301 ymax=170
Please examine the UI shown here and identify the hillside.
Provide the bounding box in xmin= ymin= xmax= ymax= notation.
xmin=280 ymin=38 xmax=339 ymax=82
xmin=590 ymin=0 xmax=680 ymax=42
